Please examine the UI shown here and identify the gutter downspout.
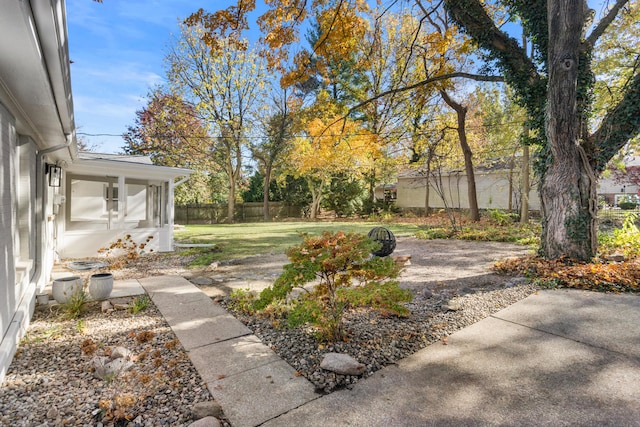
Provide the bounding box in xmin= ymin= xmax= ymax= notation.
xmin=32 ymin=133 xmax=74 ymax=291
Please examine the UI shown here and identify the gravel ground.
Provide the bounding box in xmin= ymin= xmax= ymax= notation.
xmin=221 ymin=281 xmax=538 ymax=393
xmin=0 ymin=299 xmax=225 ymax=427
xmin=1 ymin=238 xmax=537 ymax=425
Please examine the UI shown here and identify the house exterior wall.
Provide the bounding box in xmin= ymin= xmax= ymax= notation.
xmin=0 ymin=102 xmax=40 ymax=382
xmin=0 ymin=0 xmax=78 ymax=383
xmin=57 ymin=169 xmax=184 ymax=258
xmin=397 ymin=170 xmax=542 ymax=211
xmin=0 ymin=102 xmax=19 ymax=370
xmin=397 ymin=168 xmax=638 ymax=212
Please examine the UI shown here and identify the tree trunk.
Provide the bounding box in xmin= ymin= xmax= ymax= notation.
xmin=440 ymin=90 xmax=480 ymax=221
xmin=423 ymin=154 xmax=433 ymax=216
xmin=520 ymin=143 xmax=530 ymax=223
xmin=542 ymin=0 xmax=597 ymax=260
xmin=508 ymin=162 xmax=514 ymax=211
xmin=263 ymin=163 xmax=272 ymax=221
xmin=227 ymin=178 xmax=236 ymax=223
xmin=308 ymin=179 xmax=324 ymax=219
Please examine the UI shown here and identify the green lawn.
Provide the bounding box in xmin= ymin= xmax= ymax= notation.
xmin=174 ymin=221 xmax=421 ymax=265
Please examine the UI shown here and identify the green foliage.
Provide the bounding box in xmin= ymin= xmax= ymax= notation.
xmin=338 ymin=281 xmax=412 ymax=316
xmin=273 ymin=175 xmax=312 ymax=206
xmin=416 ymin=220 xmax=541 ymax=247
xmin=242 ymin=171 xmax=267 ymax=203
xmin=254 ymin=231 xmax=410 ymax=341
xmin=242 ymin=171 xmax=313 ymax=207
xmin=486 ymin=209 xmax=518 ymax=226
xmin=129 ymin=295 xmax=151 ymax=315
xmin=599 ymin=213 xmax=640 ymax=258
xmin=617 ymin=195 xmax=638 ymax=210
xmin=60 ymin=290 xmax=89 ymax=320
xmin=228 ymin=288 xmax=257 ymax=314
xmin=321 ymin=174 xmax=365 ymax=217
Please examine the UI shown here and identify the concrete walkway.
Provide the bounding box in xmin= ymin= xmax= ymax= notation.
xmin=136 ymin=276 xmax=640 ymax=427
xmin=138 ymin=276 xmax=319 ymax=427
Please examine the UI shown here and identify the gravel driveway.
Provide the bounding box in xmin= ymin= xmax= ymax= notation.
xmin=186 ymin=236 xmax=534 ymax=297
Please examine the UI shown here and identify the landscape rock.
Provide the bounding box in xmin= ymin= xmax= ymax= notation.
xmin=91 ymin=355 xmax=134 ymax=380
xmin=443 ymin=300 xmax=462 ymax=311
xmin=91 ymin=356 xmax=110 ymax=380
xmin=192 ymin=401 xmax=223 ymax=419
xmin=320 ymin=353 xmax=366 ymax=376
xmin=107 ymin=357 xmax=134 ymax=374
xmin=110 ymin=346 xmax=132 ymax=360
xmin=101 ymin=300 xmax=113 ymax=312
xmin=606 ymin=253 xmax=625 ymax=262
xmin=189 ymin=416 xmax=221 ymax=427
xmin=46 ymin=406 xmax=58 ymax=419
xmin=190 ymin=277 xmax=214 ymax=286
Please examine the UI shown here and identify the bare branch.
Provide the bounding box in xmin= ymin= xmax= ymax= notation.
xmin=346 ymin=72 xmax=503 ymax=116
xmin=585 ymin=0 xmax=629 ymax=49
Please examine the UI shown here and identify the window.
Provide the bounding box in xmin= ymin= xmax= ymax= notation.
xmin=66 ymin=174 xmax=165 ymax=231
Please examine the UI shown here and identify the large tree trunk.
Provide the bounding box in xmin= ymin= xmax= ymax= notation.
xmin=542 ymin=0 xmax=597 ymax=260
xmin=520 ymin=143 xmax=530 ymax=223
xmin=440 ymin=90 xmax=480 ymax=221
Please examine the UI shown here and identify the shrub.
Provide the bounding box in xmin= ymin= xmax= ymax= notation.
xmin=98 ymin=234 xmax=154 ymax=262
xmin=59 ymin=289 xmax=89 ymax=320
xmin=486 ymin=209 xmax=518 ymax=226
xmin=599 ymin=212 xmax=640 ymax=258
xmin=129 ymin=295 xmax=151 ymax=314
xmin=254 ymin=231 xmax=412 ymax=341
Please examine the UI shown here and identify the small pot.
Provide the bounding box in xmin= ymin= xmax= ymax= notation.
xmin=89 ymin=273 xmax=114 ymax=300
xmin=36 ymin=293 xmax=50 ymax=306
xmin=52 ymin=276 xmax=83 ymax=304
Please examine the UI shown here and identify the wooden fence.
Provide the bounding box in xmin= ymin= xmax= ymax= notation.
xmin=175 ymin=202 xmax=304 ymax=224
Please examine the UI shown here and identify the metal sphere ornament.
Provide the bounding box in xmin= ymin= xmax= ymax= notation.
xmin=367 ymin=227 xmax=396 ymax=257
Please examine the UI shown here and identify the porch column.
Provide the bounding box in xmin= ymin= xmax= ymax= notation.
xmin=117 ymin=175 xmax=125 ymax=227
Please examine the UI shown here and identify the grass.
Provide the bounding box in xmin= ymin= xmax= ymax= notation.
xmin=174 ymin=221 xmax=422 ymax=267
xmin=129 ymin=294 xmax=152 ymax=314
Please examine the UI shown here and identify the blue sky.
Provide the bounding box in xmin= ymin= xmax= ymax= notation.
xmin=67 ymin=1 xmax=266 ymax=154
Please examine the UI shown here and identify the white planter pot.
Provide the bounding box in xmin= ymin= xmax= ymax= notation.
xmin=52 ymin=276 xmax=83 ymax=304
xmin=89 ymin=273 xmax=114 ymax=300
xmin=36 ymin=293 xmax=50 ymax=306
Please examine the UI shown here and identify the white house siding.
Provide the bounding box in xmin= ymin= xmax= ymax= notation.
xmin=396 ymin=170 xmax=542 ymax=211
xmin=0 ymin=102 xmax=38 ymax=382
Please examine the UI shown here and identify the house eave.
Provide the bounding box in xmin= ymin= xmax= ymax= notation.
xmin=67 ymin=158 xmax=193 ymax=181
xmin=0 ymin=0 xmax=76 ymax=162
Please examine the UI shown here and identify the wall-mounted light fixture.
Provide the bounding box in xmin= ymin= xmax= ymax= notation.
xmin=47 ymin=164 xmax=61 ymax=187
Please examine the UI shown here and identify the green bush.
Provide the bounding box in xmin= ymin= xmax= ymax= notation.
xmin=486 ymin=209 xmax=518 ymax=226
xmin=599 ymin=212 xmax=640 ymax=258
xmin=254 ymin=231 xmax=411 ymax=341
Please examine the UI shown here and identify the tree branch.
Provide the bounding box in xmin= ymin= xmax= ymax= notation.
xmin=585 ymin=0 xmax=630 ymax=50
xmin=444 ymin=0 xmax=538 ymax=86
xmin=591 ymin=70 xmax=640 ymax=171
xmin=346 ymin=72 xmax=502 ymax=116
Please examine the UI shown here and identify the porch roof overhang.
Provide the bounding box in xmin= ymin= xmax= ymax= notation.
xmin=0 ymin=0 xmax=77 ymax=162
xmin=66 ymin=157 xmax=193 ymax=182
